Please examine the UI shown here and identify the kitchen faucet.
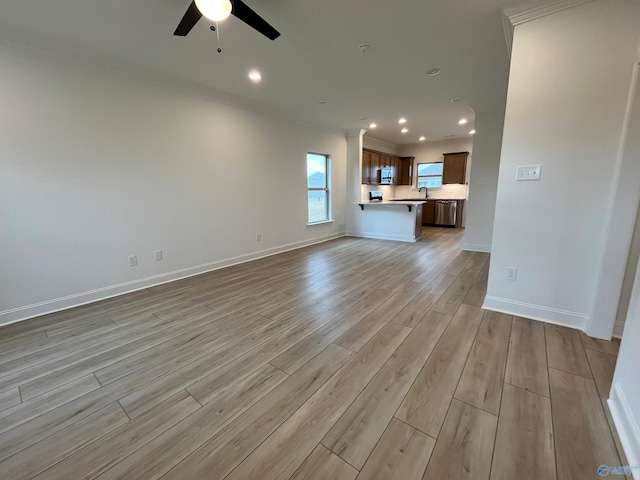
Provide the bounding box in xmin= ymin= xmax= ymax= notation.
xmin=419 ymin=187 xmax=428 ymax=198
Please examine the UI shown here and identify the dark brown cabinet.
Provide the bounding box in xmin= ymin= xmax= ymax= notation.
xmin=390 ymin=156 xmax=400 ymax=183
xmin=362 ymin=150 xmax=372 ymax=184
xmin=398 ymin=157 xmax=413 ymax=185
xmin=442 ymin=152 xmax=468 ymax=185
xmin=370 ymin=151 xmax=381 ymax=184
xmin=362 ymin=149 xmax=406 ymax=185
xmin=422 ymin=200 xmax=436 ymax=225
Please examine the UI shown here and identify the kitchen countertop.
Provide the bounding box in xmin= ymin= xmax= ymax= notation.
xmin=356 ymin=200 xmax=427 ymax=205
xmin=394 ymin=198 xmax=465 ymax=201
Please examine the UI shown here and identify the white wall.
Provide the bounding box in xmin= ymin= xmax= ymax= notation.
xmin=484 ymin=2 xmax=640 ymax=330
xmin=609 ymin=255 xmax=640 ymax=477
xmin=587 ymin=54 xmax=640 ymax=339
xmin=615 ymin=208 xmax=640 ymax=337
xmin=0 ymin=43 xmax=348 ymax=324
xmin=461 ymin=108 xmax=505 ymax=252
xmin=362 ymin=136 xmax=401 ymax=156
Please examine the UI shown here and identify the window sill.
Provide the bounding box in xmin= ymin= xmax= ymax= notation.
xmin=307 ymin=220 xmax=334 ymax=226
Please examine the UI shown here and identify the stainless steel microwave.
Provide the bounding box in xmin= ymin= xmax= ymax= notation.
xmin=377 ymin=168 xmax=393 ymax=184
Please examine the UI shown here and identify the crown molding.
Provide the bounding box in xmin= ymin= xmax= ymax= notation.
xmin=362 ymin=135 xmax=402 ymax=154
xmin=502 ymin=0 xmax=594 ymax=59
xmin=345 ymin=128 xmax=367 ymax=138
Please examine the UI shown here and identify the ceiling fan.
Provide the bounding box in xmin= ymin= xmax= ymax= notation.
xmin=174 ymin=0 xmax=280 ymax=40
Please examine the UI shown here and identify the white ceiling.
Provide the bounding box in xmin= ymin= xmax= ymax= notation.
xmin=0 ymin=0 xmax=539 ymax=145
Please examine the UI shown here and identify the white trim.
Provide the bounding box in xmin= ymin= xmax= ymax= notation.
xmin=503 ymin=0 xmax=593 ymax=26
xmin=501 ymin=9 xmax=514 ymax=60
xmin=307 ymin=220 xmax=334 ymax=226
xmin=501 ymin=0 xmax=593 ymax=57
xmin=362 ymin=136 xmax=401 ymax=155
xmin=346 ymin=231 xmax=417 ymax=243
xmin=482 ymin=295 xmax=586 ymax=329
xmin=613 ymin=321 xmax=626 ymax=339
xmin=608 ymin=383 xmax=640 ymax=479
xmin=0 ymin=231 xmax=346 ymax=327
xmin=462 ymin=243 xmax=492 ymax=253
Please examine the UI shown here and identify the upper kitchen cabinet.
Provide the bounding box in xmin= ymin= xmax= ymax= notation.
xmin=398 ymin=156 xmax=414 ymax=185
xmin=442 ymin=152 xmax=468 ymax=185
xmin=362 ymin=149 xmax=372 ymax=184
xmin=370 ymin=151 xmax=381 ymax=184
xmin=362 ymin=149 xmax=412 ymax=185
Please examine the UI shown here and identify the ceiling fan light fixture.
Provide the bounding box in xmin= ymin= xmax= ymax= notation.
xmin=195 ymin=0 xmax=233 ymax=22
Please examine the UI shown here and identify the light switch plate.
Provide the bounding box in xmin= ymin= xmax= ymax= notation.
xmin=516 ymin=165 xmax=541 ymax=181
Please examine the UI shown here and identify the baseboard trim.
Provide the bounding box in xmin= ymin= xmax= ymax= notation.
xmin=608 ymin=383 xmax=640 ymax=479
xmin=0 ymin=231 xmax=346 ymax=326
xmin=345 ymin=231 xmax=417 ymax=243
xmin=613 ymin=321 xmax=626 ymax=339
xmin=462 ymin=242 xmax=492 ymax=253
xmin=482 ymin=296 xmax=586 ymax=329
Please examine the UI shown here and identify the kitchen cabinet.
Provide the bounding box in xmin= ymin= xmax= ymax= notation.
xmin=442 ymin=152 xmax=468 ymax=185
xmin=370 ymin=151 xmax=381 ymax=184
xmin=362 ymin=149 xmax=411 ymax=185
xmin=398 ymin=157 xmax=414 ymax=185
xmin=362 ymin=150 xmax=372 ymax=184
xmin=422 ymin=200 xmax=436 ymax=225
xmin=390 ymin=156 xmax=400 ymax=183
xmin=456 ymin=200 xmax=464 ymax=228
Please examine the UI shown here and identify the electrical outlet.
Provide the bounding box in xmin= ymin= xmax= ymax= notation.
xmin=516 ymin=165 xmax=541 ymax=181
xmin=128 ymin=255 xmax=138 ymax=267
xmin=506 ymin=267 xmax=518 ymax=281
xmin=154 ymin=250 xmax=163 ymax=261
xmin=256 ymin=233 xmax=262 ymax=242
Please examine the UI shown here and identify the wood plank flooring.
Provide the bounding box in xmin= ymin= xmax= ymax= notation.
xmin=0 ymin=227 xmax=624 ymax=480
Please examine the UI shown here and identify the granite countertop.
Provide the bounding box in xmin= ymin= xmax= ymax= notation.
xmin=356 ymin=200 xmax=427 ymax=205
xmin=393 ymin=197 xmax=466 ymax=201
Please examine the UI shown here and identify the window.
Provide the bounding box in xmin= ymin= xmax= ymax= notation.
xmin=307 ymin=153 xmax=330 ymax=224
xmin=417 ymin=162 xmax=443 ymax=188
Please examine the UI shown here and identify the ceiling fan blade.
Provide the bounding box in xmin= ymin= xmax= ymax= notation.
xmin=231 ymin=0 xmax=281 ymax=40
xmin=174 ymin=1 xmax=203 ymax=36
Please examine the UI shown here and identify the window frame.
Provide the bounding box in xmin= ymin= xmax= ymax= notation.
xmin=306 ymin=152 xmax=332 ymax=225
xmin=416 ymin=162 xmax=444 ymax=189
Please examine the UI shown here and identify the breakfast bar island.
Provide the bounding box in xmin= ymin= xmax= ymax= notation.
xmin=353 ymin=200 xmax=426 ymax=242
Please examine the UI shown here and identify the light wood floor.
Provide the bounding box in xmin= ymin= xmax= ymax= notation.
xmin=0 ymin=228 xmax=625 ymax=480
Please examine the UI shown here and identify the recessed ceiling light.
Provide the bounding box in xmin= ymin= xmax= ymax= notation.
xmin=248 ymin=70 xmax=262 ymax=82
xmin=450 ymin=98 xmax=462 ymax=103
xmin=401 ymin=128 xmax=409 ymax=134
xmin=419 ymin=136 xmax=426 ymax=141
xmin=399 ymin=118 xmax=407 ymax=124
xmin=369 ymin=123 xmax=377 ymax=129
xmin=426 ymin=68 xmax=441 ymax=76
xmin=469 ymin=129 xmax=476 ymax=135
xmin=318 ymin=100 xmax=326 ymax=104
xmin=458 ymin=118 xmax=468 ymax=125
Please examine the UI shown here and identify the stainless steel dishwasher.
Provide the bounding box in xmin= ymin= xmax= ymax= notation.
xmin=434 ymin=200 xmax=457 ymax=227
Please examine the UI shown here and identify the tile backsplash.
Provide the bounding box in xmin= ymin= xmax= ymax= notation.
xmin=395 ymin=184 xmax=467 ymax=200
xmin=360 ymin=184 xmax=467 ymax=201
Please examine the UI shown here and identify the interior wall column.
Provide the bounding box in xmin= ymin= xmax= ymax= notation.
xmin=345 ymin=128 xmax=366 ymax=236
